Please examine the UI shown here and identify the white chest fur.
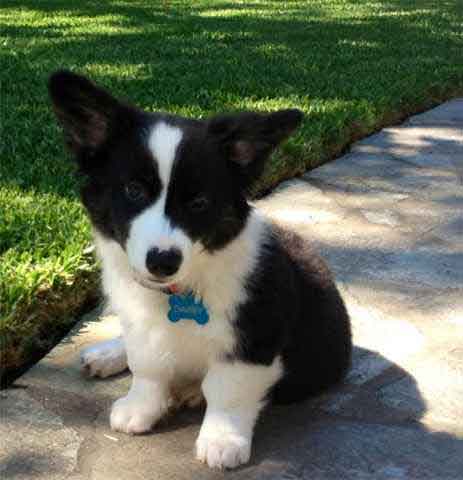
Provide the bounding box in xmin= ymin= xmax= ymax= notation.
xmin=118 ymin=292 xmax=236 ymax=384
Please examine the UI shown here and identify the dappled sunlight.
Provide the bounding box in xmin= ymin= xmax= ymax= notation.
xmin=380 ymin=354 xmax=463 ymax=428
xmin=449 ymin=314 xmax=463 ymax=326
xmin=79 ymin=313 xmax=122 ymax=341
xmin=85 ymin=62 xmax=151 ymax=79
xmin=268 ymin=207 xmax=340 ymax=224
xmin=194 ymin=0 xmax=330 ymax=19
xmin=337 ymin=38 xmax=382 ymax=48
xmin=346 ymin=295 xmax=425 ymax=381
xmin=355 ymin=125 xmax=463 ymax=156
xmin=2 ymin=9 xmax=136 ymax=35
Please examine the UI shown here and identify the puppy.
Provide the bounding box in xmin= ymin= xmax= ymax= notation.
xmin=49 ymin=71 xmax=351 ymax=470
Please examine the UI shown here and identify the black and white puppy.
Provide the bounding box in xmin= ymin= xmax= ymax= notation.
xmin=49 ymin=71 xmax=351 ymax=470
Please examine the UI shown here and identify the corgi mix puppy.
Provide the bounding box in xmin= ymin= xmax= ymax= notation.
xmin=49 ymin=71 xmax=351 ymax=470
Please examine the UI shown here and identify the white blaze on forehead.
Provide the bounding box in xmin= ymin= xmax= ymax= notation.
xmin=148 ymin=121 xmax=183 ymax=187
xmin=126 ymin=120 xmax=190 ymax=278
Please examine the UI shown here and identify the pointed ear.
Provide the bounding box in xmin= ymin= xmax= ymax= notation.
xmin=48 ymin=70 xmax=120 ymax=154
xmin=208 ymin=109 xmax=303 ymax=187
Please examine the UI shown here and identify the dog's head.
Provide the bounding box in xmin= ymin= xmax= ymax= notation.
xmin=49 ymin=71 xmax=302 ymax=289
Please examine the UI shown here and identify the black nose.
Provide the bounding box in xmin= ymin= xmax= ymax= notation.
xmin=146 ymin=247 xmax=182 ymax=277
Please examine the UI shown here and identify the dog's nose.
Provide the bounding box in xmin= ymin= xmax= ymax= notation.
xmin=146 ymin=247 xmax=182 ymax=277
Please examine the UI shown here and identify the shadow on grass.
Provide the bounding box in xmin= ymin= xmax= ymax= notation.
xmin=2 ymin=0 xmax=462 ymax=198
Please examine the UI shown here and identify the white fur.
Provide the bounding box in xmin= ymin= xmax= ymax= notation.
xmin=148 ymin=121 xmax=182 ymax=187
xmin=196 ymin=358 xmax=282 ymax=469
xmin=94 ymin=210 xmax=268 ymax=381
xmin=87 ymin=119 xmax=281 ymax=468
xmin=126 ymin=122 xmax=191 ymax=282
xmin=111 ymin=376 xmax=169 ymax=434
xmin=80 ymin=337 xmax=127 ymax=378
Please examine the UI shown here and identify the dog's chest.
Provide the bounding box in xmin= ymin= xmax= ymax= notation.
xmin=97 ymin=230 xmax=254 ymax=380
xmin=117 ymin=288 xmax=237 ymax=380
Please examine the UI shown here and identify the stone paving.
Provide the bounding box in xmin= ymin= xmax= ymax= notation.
xmin=2 ymin=99 xmax=463 ymax=479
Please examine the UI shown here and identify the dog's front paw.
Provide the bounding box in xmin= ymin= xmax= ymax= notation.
xmin=80 ymin=338 xmax=127 ymax=378
xmin=110 ymin=395 xmax=166 ymax=434
xmin=196 ymin=434 xmax=251 ymax=470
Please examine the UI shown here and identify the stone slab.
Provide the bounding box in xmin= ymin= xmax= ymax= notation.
xmin=406 ymin=98 xmax=463 ymax=125
xmin=0 ymin=389 xmax=83 ymax=480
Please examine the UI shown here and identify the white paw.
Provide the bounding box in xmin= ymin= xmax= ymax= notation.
xmin=80 ymin=338 xmax=127 ymax=378
xmin=110 ymin=395 xmax=166 ymax=434
xmin=196 ymin=434 xmax=251 ymax=470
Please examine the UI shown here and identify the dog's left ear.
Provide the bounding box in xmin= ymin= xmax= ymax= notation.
xmin=208 ymin=109 xmax=303 ymax=188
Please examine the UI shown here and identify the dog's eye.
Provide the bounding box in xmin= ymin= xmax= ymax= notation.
xmin=124 ymin=181 xmax=147 ymax=203
xmin=188 ymin=195 xmax=209 ymax=212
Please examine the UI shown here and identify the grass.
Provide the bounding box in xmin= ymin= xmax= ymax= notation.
xmin=1 ymin=0 xmax=462 ymax=384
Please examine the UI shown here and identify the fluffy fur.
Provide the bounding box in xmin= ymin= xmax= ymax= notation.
xmin=49 ymin=70 xmax=352 ymax=470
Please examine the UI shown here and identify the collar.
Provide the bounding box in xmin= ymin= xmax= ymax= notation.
xmin=160 ymin=283 xmax=181 ymax=295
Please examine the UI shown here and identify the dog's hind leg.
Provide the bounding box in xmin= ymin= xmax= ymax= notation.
xmin=170 ymin=381 xmax=205 ymax=411
xmin=80 ymin=337 xmax=128 ymax=378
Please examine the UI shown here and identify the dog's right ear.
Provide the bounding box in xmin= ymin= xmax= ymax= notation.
xmin=48 ymin=70 xmax=120 ymax=155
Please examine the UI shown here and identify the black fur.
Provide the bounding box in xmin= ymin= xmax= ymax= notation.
xmin=233 ymin=225 xmax=351 ymax=404
xmin=49 ymin=70 xmax=351 ymax=405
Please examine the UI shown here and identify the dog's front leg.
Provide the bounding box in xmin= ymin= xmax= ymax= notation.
xmin=110 ymin=375 xmax=169 ymax=434
xmin=196 ymin=359 xmax=282 ymax=469
xmin=110 ymin=326 xmax=171 ymax=435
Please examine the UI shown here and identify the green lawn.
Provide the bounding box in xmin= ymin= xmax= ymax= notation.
xmin=1 ymin=0 xmax=462 ymax=384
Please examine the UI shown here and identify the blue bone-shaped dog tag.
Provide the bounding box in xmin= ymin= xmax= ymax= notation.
xmin=168 ymin=292 xmax=209 ymax=325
